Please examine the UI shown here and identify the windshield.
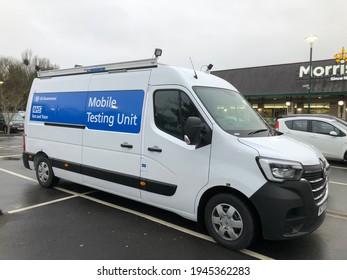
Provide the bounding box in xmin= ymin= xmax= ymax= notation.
xmin=335 ymin=117 xmax=347 ymax=129
xmin=11 ymin=113 xmax=24 ymax=121
xmin=194 ymin=87 xmax=270 ymax=137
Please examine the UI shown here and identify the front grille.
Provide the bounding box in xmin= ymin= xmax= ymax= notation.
xmin=302 ymin=164 xmax=328 ymax=206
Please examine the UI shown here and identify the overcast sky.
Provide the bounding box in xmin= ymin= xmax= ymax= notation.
xmin=1 ymin=0 xmax=346 ymax=71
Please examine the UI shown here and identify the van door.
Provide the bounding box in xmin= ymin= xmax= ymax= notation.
xmin=141 ymin=86 xmax=212 ymax=216
xmin=82 ymin=71 xmax=151 ymax=199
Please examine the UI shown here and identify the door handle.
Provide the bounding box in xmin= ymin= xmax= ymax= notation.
xmin=121 ymin=142 xmax=133 ymax=148
xmin=147 ymin=146 xmax=162 ymax=153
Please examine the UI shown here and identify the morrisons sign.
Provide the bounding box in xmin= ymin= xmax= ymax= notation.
xmin=299 ymin=47 xmax=347 ymax=81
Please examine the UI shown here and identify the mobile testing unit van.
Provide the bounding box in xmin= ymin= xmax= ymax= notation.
xmin=23 ymin=52 xmax=329 ymax=250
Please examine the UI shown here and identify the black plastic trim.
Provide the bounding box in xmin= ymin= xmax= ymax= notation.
xmin=22 ymin=152 xmax=34 ymax=169
xmin=44 ymin=122 xmax=86 ymax=129
xmin=250 ymin=180 xmax=326 ymax=240
xmin=81 ymin=164 xmax=139 ymax=189
xmin=24 ymin=153 xmax=177 ymax=196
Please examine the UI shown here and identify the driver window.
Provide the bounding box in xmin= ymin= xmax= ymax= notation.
xmin=312 ymin=121 xmax=339 ymax=135
xmin=154 ymin=90 xmax=200 ymax=140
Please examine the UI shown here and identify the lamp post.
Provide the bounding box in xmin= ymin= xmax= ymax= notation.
xmin=338 ymin=99 xmax=344 ymax=118
xmin=305 ymin=35 xmax=318 ymax=114
xmin=285 ymin=101 xmax=291 ymax=114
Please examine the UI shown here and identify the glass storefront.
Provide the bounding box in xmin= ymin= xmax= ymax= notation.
xmin=212 ymin=56 xmax=347 ymax=126
xmin=251 ymin=96 xmax=341 ymax=126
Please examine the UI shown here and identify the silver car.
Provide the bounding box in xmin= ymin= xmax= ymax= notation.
xmin=276 ymin=114 xmax=347 ymax=162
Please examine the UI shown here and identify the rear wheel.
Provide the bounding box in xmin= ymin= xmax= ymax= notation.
xmin=204 ymin=193 xmax=257 ymax=250
xmin=35 ymin=156 xmax=59 ymax=188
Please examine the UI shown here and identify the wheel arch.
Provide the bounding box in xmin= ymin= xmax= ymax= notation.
xmin=33 ymin=151 xmax=49 ymax=168
xmin=33 ymin=152 xmax=60 ymax=188
xmin=197 ymin=186 xmax=262 ymax=236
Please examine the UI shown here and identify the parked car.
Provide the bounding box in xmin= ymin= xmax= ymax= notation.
xmin=0 ymin=112 xmax=25 ymax=134
xmin=18 ymin=111 xmax=26 ymax=118
xmin=276 ymin=114 xmax=347 ymax=161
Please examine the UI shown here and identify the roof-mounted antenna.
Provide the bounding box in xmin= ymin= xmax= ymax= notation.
xmin=189 ymin=57 xmax=198 ymax=79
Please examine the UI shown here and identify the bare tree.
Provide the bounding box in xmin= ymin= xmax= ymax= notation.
xmin=0 ymin=50 xmax=58 ymax=134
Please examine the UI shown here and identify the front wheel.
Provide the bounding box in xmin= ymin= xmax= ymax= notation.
xmin=204 ymin=193 xmax=257 ymax=250
xmin=35 ymin=156 xmax=59 ymax=188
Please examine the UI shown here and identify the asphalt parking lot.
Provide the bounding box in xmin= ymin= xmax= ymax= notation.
xmin=1 ymin=133 xmax=347 ymax=260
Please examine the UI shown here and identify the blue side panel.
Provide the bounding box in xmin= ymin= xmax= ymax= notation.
xmin=85 ymin=90 xmax=144 ymax=133
xmin=30 ymin=92 xmax=86 ymax=125
xmin=30 ymin=90 xmax=145 ymax=134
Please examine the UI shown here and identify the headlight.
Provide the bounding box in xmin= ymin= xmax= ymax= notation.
xmin=257 ymin=157 xmax=303 ymax=182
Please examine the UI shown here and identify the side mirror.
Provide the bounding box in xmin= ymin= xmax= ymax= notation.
xmin=184 ymin=116 xmax=212 ymax=148
xmin=184 ymin=116 xmax=203 ymax=145
xmin=329 ymin=131 xmax=338 ymax=136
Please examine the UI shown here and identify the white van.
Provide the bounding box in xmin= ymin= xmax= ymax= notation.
xmin=23 ymin=55 xmax=329 ymax=250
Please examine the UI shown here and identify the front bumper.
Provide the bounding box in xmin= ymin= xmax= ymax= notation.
xmin=250 ymin=179 xmax=328 ymax=240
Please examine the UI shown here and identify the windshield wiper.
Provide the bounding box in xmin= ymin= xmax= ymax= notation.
xmin=248 ymin=129 xmax=268 ymax=136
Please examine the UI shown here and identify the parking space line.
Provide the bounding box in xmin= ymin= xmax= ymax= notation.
xmin=6 ymin=189 xmax=97 ymax=214
xmin=330 ymin=165 xmax=347 ymax=170
xmin=54 ymin=186 xmax=97 ymax=196
xmin=57 ymin=187 xmax=274 ymax=260
xmin=330 ymin=181 xmax=347 ymax=186
xmin=0 ymin=154 xmax=22 ymax=159
xmin=7 ymin=195 xmax=78 ymax=214
xmin=0 ymin=147 xmax=22 ymax=151
xmin=0 ymin=167 xmax=273 ymax=260
xmin=0 ymin=167 xmax=36 ymax=182
xmin=326 ymin=209 xmax=347 ymax=220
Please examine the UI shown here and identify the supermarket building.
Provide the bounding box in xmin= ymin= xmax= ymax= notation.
xmin=212 ymin=47 xmax=347 ymax=125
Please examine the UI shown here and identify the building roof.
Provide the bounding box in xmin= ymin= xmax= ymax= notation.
xmin=212 ymin=59 xmax=347 ymax=97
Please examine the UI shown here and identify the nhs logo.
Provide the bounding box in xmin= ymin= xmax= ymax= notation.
xmin=32 ymin=106 xmax=42 ymax=114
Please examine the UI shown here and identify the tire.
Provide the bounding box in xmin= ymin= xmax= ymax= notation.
xmin=35 ymin=156 xmax=59 ymax=188
xmin=204 ymin=193 xmax=257 ymax=250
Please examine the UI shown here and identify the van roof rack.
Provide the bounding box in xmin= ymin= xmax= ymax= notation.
xmin=37 ymin=58 xmax=159 ymax=78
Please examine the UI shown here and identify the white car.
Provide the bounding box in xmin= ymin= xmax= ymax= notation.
xmin=276 ymin=114 xmax=347 ymax=162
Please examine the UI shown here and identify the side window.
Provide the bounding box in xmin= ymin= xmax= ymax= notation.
xmin=284 ymin=120 xmax=293 ymax=129
xmin=292 ymin=120 xmax=308 ymax=132
xmin=154 ymin=90 xmax=200 ymax=140
xmin=312 ymin=121 xmax=339 ymax=135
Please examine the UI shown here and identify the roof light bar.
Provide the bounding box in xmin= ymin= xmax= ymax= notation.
xmin=37 ymin=58 xmax=159 ymax=78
